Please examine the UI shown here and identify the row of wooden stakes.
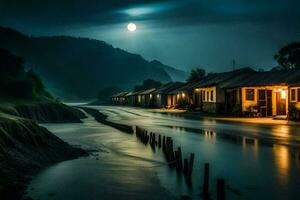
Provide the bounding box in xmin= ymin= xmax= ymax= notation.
xmin=135 ymin=126 xmax=226 ymax=200
xmin=136 ymin=126 xmax=195 ymax=177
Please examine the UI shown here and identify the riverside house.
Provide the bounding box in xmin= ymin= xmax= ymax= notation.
xmin=166 ymin=82 xmax=198 ymax=109
xmin=152 ymin=82 xmax=184 ymax=108
xmin=223 ymin=69 xmax=300 ymax=118
xmin=193 ymin=68 xmax=255 ymax=113
xmin=124 ymin=92 xmax=135 ymax=106
xmin=110 ymin=68 xmax=300 ymax=120
xmin=139 ymin=88 xmax=156 ymax=107
xmin=124 ymin=91 xmax=143 ymax=106
xmin=111 ymin=92 xmax=128 ymax=104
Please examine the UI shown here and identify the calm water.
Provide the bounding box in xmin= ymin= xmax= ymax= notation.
xmin=27 ymin=106 xmax=300 ymax=200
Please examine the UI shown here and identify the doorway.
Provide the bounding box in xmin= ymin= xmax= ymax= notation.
xmin=258 ymin=90 xmax=273 ymax=117
xmin=276 ymin=92 xmax=287 ymax=115
xmin=194 ymin=92 xmax=202 ymax=111
xmin=225 ymin=89 xmax=238 ymax=113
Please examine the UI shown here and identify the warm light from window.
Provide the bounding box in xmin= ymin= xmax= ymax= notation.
xmin=157 ymin=94 xmax=160 ymax=98
xmin=150 ymin=94 xmax=152 ymax=99
xmin=182 ymin=93 xmax=185 ymax=98
xmin=281 ymin=90 xmax=286 ymax=99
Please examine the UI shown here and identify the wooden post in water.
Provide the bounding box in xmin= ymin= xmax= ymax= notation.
xmin=203 ymin=163 xmax=210 ymax=197
xmin=163 ymin=136 xmax=166 ymax=151
xmin=146 ymin=132 xmax=149 ymax=144
xmin=188 ymin=153 xmax=195 ymax=178
xmin=144 ymin=130 xmax=147 ymax=144
xmin=174 ymin=150 xmax=179 ymax=169
xmin=158 ymin=135 xmax=161 ymax=148
xmin=183 ymin=158 xmax=189 ymax=175
xmin=169 ymin=139 xmax=175 ymax=161
xmin=178 ymin=147 xmax=182 ymax=170
xmin=217 ymin=179 xmax=225 ymax=200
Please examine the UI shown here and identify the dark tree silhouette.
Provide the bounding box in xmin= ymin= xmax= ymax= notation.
xmin=186 ymin=68 xmax=206 ymax=83
xmin=274 ymin=42 xmax=300 ymax=69
xmin=0 ymin=48 xmax=51 ymax=99
xmin=134 ymin=79 xmax=162 ymax=92
xmin=0 ymin=48 xmax=24 ymax=80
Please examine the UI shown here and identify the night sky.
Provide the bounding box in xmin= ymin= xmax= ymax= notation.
xmin=1 ymin=0 xmax=300 ymax=72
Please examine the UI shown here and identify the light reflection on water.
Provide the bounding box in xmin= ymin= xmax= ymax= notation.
xmin=27 ymin=106 xmax=300 ymax=200
xmin=273 ymin=144 xmax=290 ymax=185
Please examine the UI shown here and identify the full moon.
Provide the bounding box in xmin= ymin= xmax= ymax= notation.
xmin=127 ymin=23 xmax=137 ymax=32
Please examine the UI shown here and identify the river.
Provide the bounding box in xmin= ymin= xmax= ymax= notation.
xmin=27 ymin=106 xmax=300 ymax=200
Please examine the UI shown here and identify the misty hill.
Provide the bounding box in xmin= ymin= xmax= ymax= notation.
xmin=150 ymin=60 xmax=188 ymax=82
xmin=0 ymin=27 xmax=187 ymax=100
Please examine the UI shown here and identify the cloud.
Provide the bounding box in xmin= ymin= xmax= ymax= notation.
xmin=1 ymin=0 xmax=299 ymax=28
xmin=0 ymin=0 xmax=299 ymax=71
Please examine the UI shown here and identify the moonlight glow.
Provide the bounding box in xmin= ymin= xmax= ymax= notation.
xmin=127 ymin=23 xmax=137 ymax=32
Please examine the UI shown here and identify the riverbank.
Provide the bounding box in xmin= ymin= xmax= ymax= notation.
xmin=0 ymin=100 xmax=88 ymax=200
xmin=150 ymin=108 xmax=300 ymax=126
xmin=25 ymin=113 xmax=175 ymax=200
xmin=0 ymin=99 xmax=87 ymax=123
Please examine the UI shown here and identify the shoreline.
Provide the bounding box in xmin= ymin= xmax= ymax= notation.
xmin=0 ymin=102 xmax=89 ymax=200
xmin=147 ymin=108 xmax=300 ymax=126
xmin=89 ymin=104 xmax=300 ymax=126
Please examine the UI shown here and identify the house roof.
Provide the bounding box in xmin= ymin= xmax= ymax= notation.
xmin=123 ymin=88 xmax=157 ymax=97
xmin=166 ymin=68 xmax=255 ymax=94
xmin=155 ymin=82 xmax=184 ymax=94
xmin=124 ymin=92 xmax=134 ymax=97
xmin=125 ymin=90 xmax=143 ymax=96
xmin=167 ymin=82 xmax=198 ymax=94
xmin=111 ymin=92 xmax=128 ymax=98
xmin=193 ymin=67 xmax=255 ymax=88
xmin=224 ymin=68 xmax=300 ymax=88
xmin=139 ymin=88 xmax=156 ymax=95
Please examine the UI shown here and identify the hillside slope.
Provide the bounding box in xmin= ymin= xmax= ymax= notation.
xmin=150 ymin=60 xmax=188 ymax=82
xmin=0 ymin=27 xmax=186 ymax=100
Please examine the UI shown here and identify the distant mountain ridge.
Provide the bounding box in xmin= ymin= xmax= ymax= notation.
xmin=0 ymin=27 xmax=187 ymax=100
xmin=150 ymin=60 xmax=188 ymax=82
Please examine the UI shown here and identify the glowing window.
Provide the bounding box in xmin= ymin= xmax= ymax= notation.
xmin=246 ymin=89 xmax=255 ymax=101
xmin=291 ymin=89 xmax=296 ymax=101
